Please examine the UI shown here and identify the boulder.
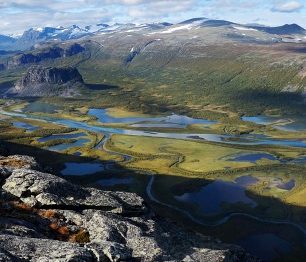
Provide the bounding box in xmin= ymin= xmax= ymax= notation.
xmin=0 ymin=235 xmax=95 ymax=262
xmin=0 ymin=155 xmax=260 ymax=261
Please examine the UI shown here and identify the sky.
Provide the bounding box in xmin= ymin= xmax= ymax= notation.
xmin=0 ymin=0 xmax=305 ymax=35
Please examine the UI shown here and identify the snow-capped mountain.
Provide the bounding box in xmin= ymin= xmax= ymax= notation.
xmin=20 ymin=25 xmax=90 ymax=42
xmin=0 ymin=25 xmax=93 ymax=50
xmin=0 ymin=19 xmax=305 ymax=51
xmin=84 ymin=23 xmax=109 ymax=33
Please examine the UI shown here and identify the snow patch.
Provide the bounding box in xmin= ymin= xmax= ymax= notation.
xmin=125 ymin=28 xmax=144 ymax=33
xmin=233 ymin=26 xmax=258 ymax=31
xmin=148 ymin=23 xmax=197 ymax=35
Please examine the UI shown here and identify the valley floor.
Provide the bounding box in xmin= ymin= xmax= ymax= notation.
xmin=0 ymin=99 xmax=305 ymax=261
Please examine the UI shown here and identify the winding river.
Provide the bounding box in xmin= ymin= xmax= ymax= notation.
xmin=2 ymin=109 xmax=306 ymax=148
xmin=1 ymin=107 xmax=306 ymax=260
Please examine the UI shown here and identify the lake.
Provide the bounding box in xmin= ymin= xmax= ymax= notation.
xmin=175 ymin=177 xmax=258 ymax=215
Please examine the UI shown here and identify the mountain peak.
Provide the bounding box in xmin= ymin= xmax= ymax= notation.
xmin=250 ymin=23 xmax=305 ymax=35
xmin=179 ymin=17 xmax=208 ymax=24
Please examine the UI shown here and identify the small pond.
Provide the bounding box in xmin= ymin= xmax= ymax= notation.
xmin=269 ymin=178 xmax=296 ymax=191
xmin=12 ymin=121 xmax=38 ymax=132
xmin=234 ymin=175 xmax=259 ymax=187
xmin=227 ymin=152 xmax=277 ymax=163
xmin=38 ymin=132 xmax=87 ymax=142
xmin=22 ymin=102 xmax=60 ymax=114
xmin=48 ymin=138 xmax=90 ymax=152
xmin=241 ymin=116 xmax=284 ymax=125
xmin=276 ymin=118 xmax=306 ymax=132
xmin=242 ymin=115 xmax=306 ymax=132
xmin=61 ymin=162 xmax=105 ymax=176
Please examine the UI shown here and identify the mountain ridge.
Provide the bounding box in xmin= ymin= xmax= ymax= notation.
xmin=1 ymin=18 xmax=305 ymax=51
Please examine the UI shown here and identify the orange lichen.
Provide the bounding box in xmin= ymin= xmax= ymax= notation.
xmin=49 ymin=222 xmax=59 ymax=230
xmin=57 ymin=226 xmax=70 ymax=235
xmin=0 ymin=159 xmax=28 ymax=169
xmin=12 ymin=202 xmax=34 ymax=212
xmin=69 ymin=229 xmax=90 ymax=243
xmin=38 ymin=209 xmax=57 ymax=219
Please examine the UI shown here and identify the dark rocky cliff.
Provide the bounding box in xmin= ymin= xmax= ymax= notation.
xmin=0 ymin=155 xmax=260 ymax=261
xmin=6 ymin=66 xmax=84 ymax=97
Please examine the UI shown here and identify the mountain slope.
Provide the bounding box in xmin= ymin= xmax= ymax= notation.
xmin=0 ymin=35 xmax=17 ymax=51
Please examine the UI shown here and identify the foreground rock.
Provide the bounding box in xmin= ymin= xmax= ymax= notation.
xmin=6 ymin=66 xmax=84 ymax=97
xmin=0 ymin=155 xmax=260 ymax=261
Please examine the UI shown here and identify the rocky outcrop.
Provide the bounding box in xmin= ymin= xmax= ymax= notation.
xmin=0 ymin=235 xmax=95 ymax=261
xmin=3 ymin=168 xmax=145 ymax=213
xmin=6 ymin=66 xmax=84 ymax=97
xmin=0 ymin=155 xmax=260 ymax=261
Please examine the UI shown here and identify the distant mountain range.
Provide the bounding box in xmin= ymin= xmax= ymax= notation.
xmin=0 ymin=18 xmax=305 ymax=51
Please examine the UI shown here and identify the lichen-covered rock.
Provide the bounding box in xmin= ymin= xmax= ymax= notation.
xmin=0 ymin=248 xmax=23 ymax=262
xmin=0 ymin=155 xmax=260 ymax=261
xmin=65 ymin=210 xmax=257 ymax=262
xmin=0 ymin=235 xmax=95 ymax=262
xmin=2 ymin=168 xmax=146 ymax=214
xmin=0 ymin=217 xmax=44 ymax=238
xmin=0 ymin=155 xmax=39 ymax=170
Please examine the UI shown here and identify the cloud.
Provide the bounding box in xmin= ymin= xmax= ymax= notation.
xmin=0 ymin=0 xmax=198 ymax=34
xmin=271 ymin=1 xmax=303 ymax=13
xmin=127 ymin=0 xmax=196 ymax=20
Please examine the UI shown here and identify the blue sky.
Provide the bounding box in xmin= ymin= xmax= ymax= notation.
xmin=0 ymin=0 xmax=305 ymax=34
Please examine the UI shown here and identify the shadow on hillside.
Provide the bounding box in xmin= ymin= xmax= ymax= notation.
xmin=0 ymin=80 xmax=14 ymax=94
xmin=85 ymin=83 xmax=119 ymax=91
xmin=283 ymin=45 xmax=306 ymax=54
xmin=0 ymin=140 xmax=305 ymax=261
xmin=228 ymin=89 xmax=306 ymax=115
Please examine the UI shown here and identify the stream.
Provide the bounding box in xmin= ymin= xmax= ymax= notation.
xmin=2 ymin=109 xmax=306 ymax=148
xmin=1 ymin=107 xmax=306 ymax=260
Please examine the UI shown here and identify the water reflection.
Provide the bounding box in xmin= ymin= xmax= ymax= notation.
xmin=175 ymin=176 xmax=258 ymax=215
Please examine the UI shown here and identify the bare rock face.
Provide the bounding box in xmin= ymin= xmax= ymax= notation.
xmin=3 ymin=168 xmax=146 ymax=214
xmin=6 ymin=66 xmax=83 ymax=97
xmin=0 ymin=155 xmax=260 ymax=262
xmin=0 ymin=235 xmax=95 ymax=262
